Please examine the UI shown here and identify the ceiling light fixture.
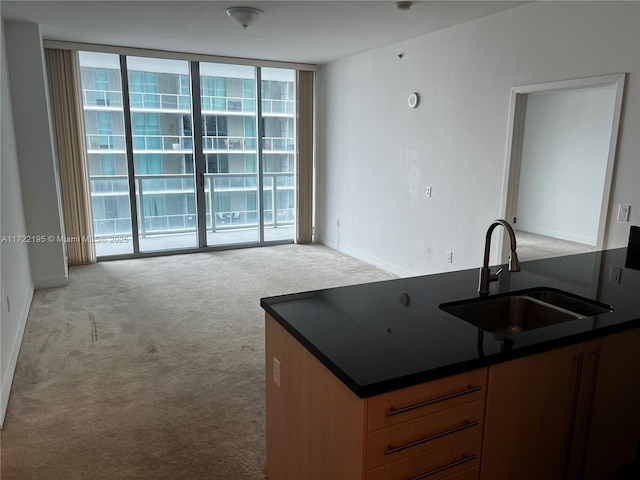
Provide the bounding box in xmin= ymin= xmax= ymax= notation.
xmin=226 ymin=6 xmax=263 ymax=29
xmin=396 ymin=1 xmax=412 ymax=11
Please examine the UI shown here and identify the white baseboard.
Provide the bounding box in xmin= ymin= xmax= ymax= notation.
xmin=316 ymin=236 xmax=416 ymax=278
xmin=1 ymin=283 xmax=34 ymax=429
xmin=517 ymin=224 xmax=596 ymax=246
xmin=318 ymin=236 xmax=338 ymax=250
xmin=34 ymin=274 xmax=68 ymax=289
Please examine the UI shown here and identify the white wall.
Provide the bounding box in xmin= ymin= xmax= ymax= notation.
xmin=4 ymin=21 xmax=68 ymax=288
xmin=516 ymin=86 xmax=617 ymax=246
xmin=0 ymin=19 xmax=35 ymax=428
xmin=316 ymin=1 xmax=640 ymax=277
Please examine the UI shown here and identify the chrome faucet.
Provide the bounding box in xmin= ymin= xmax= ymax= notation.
xmin=478 ymin=219 xmax=521 ymax=296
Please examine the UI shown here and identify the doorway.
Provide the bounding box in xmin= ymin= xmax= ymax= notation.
xmin=502 ymin=74 xmax=626 ymax=261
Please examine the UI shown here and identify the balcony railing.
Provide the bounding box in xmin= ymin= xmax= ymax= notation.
xmin=89 ymin=172 xmax=294 ymax=237
xmin=82 ymin=89 xmax=124 ymax=108
xmin=86 ymin=134 xmax=193 ymax=152
xmin=262 ymin=98 xmax=295 ymax=115
xmin=86 ymin=134 xmax=294 ymax=154
xmin=262 ymin=137 xmax=295 ymax=151
xmin=83 ymin=89 xmax=294 ymax=116
xmin=86 ymin=134 xmax=127 ymax=151
xmin=202 ymin=136 xmax=257 ymax=151
xmin=83 ymin=89 xmax=190 ymax=111
xmin=201 ymin=95 xmax=255 ymax=113
xmin=129 ymin=92 xmax=191 ymax=110
xmin=132 ymin=135 xmax=193 ymax=151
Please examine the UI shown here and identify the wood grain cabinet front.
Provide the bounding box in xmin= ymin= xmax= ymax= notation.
xmin=481 ymin=328 xmax=640 ymax=480
xmin=440 ymin=466 xmax=480 ymax=480
xmin=366 ymin=434 xmax=482 ymax=480
xmin=569 ymin=327 xmax=640 ymax=480
xmin=366 ymin=400 xmax=484 ymax=469
xmin=481 ymin=343 xmax=583 ymax=480
xmin=265 ymin=312 xmax=640 ymax=480
xmin=366 ymin=369 xmax=487 ymax=478
xmin=265 ymin=314 xmax=486 ymax=480
xmin=367 ymin=368 xmax=487 ymax=432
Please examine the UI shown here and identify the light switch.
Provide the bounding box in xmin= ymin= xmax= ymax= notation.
xmin=618 ymin=204 xmax=630 ymax=222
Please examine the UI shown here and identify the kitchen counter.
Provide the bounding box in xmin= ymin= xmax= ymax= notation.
xmin=261 ymin=247 xmax=640 ymax=398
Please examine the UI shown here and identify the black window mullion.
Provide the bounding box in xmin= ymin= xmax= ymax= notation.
xmin=119 ymin=55 xmax=141 ymax=253
xmin=256 ymin=66 xmax=265 ymax=244
xmin=190 ymin=61 xmax=207 ymax=248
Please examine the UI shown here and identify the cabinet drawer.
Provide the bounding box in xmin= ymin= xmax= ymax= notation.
xmin=366 ymin=400 xmax=484 ymax=469
xmin=365 ymin=433 xmax=482 ymax=480
xmin=442 ymin=466 xmax=479 ymax=480
xmin=368 ymin=368 xmax=487 ymax=432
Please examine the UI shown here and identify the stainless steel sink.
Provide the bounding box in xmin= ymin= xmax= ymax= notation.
xmin=440 ymin=288 xmax=613 ymax=335
xmin=526 ymin=290 xmax=611 ymax=317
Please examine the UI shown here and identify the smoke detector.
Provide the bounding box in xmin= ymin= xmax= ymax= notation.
xmin=396 ymin=1 xmax=412 ymax=11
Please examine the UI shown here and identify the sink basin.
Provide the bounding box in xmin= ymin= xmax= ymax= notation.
xmin=440 ymin=288 xmax=613 ymax=335
xmin=526 ymin=290 xmax=611 ymax=317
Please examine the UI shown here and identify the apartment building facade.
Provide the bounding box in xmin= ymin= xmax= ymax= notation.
xmin=79 ymin=52 xmax=296 ymax=255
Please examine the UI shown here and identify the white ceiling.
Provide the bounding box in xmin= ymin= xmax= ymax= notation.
xmin=1 ymin=1 xmax=525 ymax=65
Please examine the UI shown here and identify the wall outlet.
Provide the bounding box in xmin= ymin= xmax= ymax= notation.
xmin=425 ymin=186 xmax=432 ymax=197
xmin=273 ymin=357 xmax=281 ymax=386
xmin=609 ymin=266 xmax=622 ymax=284
xmin=446 ymin=250 xmax=453 ymax=263
xmin=618 ymin=204 xmax=630 ymax=222
xmin=336 ymin=218 xmax=341 ymax=228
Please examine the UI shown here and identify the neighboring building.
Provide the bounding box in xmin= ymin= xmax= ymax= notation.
xmin=79 ymin=52 xmax=296 ymax=254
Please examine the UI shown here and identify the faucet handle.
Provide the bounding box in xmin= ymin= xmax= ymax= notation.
xmin=490 ymin=267 xmax=503 ymax=282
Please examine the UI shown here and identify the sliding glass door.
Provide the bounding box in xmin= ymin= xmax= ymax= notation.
xmin=79 ymin=51 xmax=133 ymax=256
xmin=126 ymin=57 xmax=197 ymax=252
xmin=262 ymin=68 xmax=296 ymax=242
xmin=200 ymin=62 xmax=260 ymax=246
xmin=79 ymin=52 xmax=297 ymax=257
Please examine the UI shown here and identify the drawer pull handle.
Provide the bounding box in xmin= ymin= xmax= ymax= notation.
xmin=387 ymin=385 xmax=482 ymax=417
xmin=407 ymin=453 xmax=476 ymax=480
xmin=385 ymin=420 xmax=479 ymax=455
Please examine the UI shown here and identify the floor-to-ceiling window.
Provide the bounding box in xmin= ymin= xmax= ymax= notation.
xmin=262 ymin=68 xmax=296 ymax=242
xmin=200 ymin=62 xmax=260 ymax=246
xmin=127 ymin=56 xmax=198 ymax=252
xmin=78 ymin=51 xmax=298 ymax=257
xmin=79 ymin=51 xmax=133 ymax=255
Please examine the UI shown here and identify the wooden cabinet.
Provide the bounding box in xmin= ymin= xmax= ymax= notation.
xmin=265 ymin=314 xmax=487 ymax=480
xmin=365 ymin=369 xmax=486 ymax=480
xmin=481 ymin=344 xmax=583 ymax=480
xmin=481 ymin=328 xmax=640 ymax=480
xmin=569 ymin=327 xmax=640 ymax=480
xmin=366 ymin=434 xmax=482 ymax=480
xmin=266 ymin=311 xmax=640 ymax=480
xmin=265 ymin=314 xmax=366 ymax=480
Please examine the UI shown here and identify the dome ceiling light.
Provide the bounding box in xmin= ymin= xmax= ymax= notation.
xmin=226 ymin=6 xmax=263 ymax=29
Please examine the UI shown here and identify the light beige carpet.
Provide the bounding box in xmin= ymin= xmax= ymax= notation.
xmin=0 ymin=244 xmax=394 ymax=480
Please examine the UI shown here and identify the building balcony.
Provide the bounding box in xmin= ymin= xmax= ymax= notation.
xmin=82 ymin=89 xmax=294 ymax=116
xmin=82 ymin=89 xmax=124 ymax=108
xmin=86 ymin=134 xmax=294 ymax=155
xmin=90 ymin=172 xmax=295 ymax=239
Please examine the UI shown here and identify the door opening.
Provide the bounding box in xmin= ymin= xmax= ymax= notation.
xmin=501 ymin=74 xmax=626 ymax=261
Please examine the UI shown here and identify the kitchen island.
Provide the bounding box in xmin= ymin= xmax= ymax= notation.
xmin=261 ymin=247 xmax=640 ymax=480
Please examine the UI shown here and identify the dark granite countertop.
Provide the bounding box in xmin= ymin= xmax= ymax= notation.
xmin=261 ymin=247 xmax=640 ymax=398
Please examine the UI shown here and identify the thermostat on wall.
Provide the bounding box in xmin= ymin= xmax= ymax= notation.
xmin=408 ymin=92 xmax=419 ymax=109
